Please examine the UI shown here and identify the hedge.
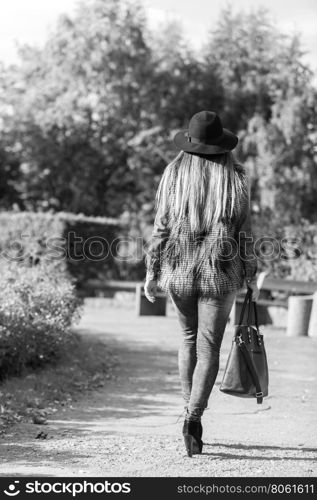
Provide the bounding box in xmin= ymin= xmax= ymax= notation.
xmin=0 ymin=211 xmax=122 ymax=291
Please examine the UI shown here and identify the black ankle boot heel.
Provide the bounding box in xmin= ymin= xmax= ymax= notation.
xmin=182 ymin=420 xmax=203 ymax=457
xmin=198 ymin=421 xmax=203 ymax=440
xmin=183 ymin=434 xmax=194 ymax=457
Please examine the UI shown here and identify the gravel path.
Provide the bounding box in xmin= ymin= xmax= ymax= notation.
xmin=1 ymin=299 xmax=317 ymax=477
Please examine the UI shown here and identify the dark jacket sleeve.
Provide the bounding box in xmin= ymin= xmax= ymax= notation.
xmin=237 ymin=198 xmax=258 ymax=283
xmin=145 ymin=205 xmax=170 ymax=281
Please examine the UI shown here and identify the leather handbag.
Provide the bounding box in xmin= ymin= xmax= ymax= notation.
xmin=220 ymin=288 xmax=269 ymax=404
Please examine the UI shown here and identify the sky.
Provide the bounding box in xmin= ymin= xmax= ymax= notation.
xmin=0 ymin=0 xmax=316 ymax=72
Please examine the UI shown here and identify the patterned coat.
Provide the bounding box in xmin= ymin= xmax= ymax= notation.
xmin=145 ymin=182 xmax=257 ymax=298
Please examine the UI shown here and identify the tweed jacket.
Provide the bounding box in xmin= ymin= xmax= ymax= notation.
xmin=145 ymin=184 xmax=258 ymax=298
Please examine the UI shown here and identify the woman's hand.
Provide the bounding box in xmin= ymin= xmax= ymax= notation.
xmin=144 ymin=279 xmax=158 ymax=303
xmin=247 ymin=281 xmax=260 ymax=302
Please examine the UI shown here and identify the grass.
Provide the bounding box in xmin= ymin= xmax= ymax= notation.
xmin=0 ymin=332 xmax=118 ymax=435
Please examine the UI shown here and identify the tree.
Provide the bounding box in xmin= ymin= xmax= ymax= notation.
xmin=205 ymin=8 xmax=317 ymax=223
xmin=1 ymin=0 xmax=154 ymax=216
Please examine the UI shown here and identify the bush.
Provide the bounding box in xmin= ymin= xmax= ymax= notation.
xmin=0 ymin=211 xmax=122 ymax=291
xmin=0 ymin=262 xmax=82 ymax=380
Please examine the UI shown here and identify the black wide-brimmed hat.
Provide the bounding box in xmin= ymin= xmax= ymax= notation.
xmin=173 ymin=111 xmax=238 ymax=155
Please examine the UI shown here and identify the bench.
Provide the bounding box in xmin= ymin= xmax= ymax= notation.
xmin=82 ymin=279 xmax=167 ymax=316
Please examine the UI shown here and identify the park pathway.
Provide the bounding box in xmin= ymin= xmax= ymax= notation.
xmin=1 ymin=299 xmax=317 ymax=477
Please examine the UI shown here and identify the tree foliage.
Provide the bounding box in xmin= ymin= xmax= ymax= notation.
xmin=204 ymin=8 xmax=317 ymax=221
xmin=0 ymin=1 xmax=316 ymax=228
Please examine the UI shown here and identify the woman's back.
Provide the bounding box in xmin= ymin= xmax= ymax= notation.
xmin=146 ymin=151 xmax=255 ymax=297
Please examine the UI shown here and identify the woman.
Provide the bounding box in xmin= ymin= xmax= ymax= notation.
xmin=144 ymin=111 xmax=259 ymax=457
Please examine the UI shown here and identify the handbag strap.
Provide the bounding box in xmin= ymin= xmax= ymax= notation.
xmin=238 ymin=288 xmax=252 ymax=326
xmin=237 ymin=288 xmax=263 ymax=404
xmin=238 ymin=341 xmax=263 ymax=404
xmin=246 ymin=289 xmax=260 ymax=332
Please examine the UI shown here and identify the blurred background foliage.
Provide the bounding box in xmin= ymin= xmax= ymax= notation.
xmin=0 ymin=0 xmax=317 ymax=279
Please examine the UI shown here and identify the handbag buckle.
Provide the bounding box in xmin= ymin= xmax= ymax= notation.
xmin=256 ymin=391 xmax=263 ymax=398
xmin=237 ymin=335 xmax=244 ymax=346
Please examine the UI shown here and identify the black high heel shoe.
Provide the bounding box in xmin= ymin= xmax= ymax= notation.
xmin=182 ymin=420 xmax=203 ymax=457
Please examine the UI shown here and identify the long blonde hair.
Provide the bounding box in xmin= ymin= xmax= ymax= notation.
xmin=155 ymin=151 xmax=248 ymax=273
